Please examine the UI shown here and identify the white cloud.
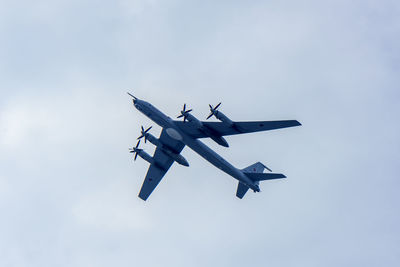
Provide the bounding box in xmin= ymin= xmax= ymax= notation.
xmin=71 ymin=179 xmax=153 ymax=232
xmin=0 ymin=0 xmax=399 ymax=266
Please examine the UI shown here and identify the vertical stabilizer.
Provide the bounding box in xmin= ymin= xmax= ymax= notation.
xmin=241 ymin=162 xmax=271 ymax=173
xmin=236 ymin=182 xmax=249 ymax=199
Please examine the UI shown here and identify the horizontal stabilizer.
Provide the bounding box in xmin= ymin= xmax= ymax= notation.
xmin=236 ymin=182 xmax=250 ymax=199
xmin=245 ymin=172 xmax=286 ymax=181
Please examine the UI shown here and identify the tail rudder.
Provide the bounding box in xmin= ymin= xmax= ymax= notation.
xmin=241 ymin=162 xmax=272 ymax=173
xmin=236 ymin=182 xmax=249 ymax=199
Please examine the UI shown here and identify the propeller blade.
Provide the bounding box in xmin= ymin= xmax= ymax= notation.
xmin=207 ymin=103 xmax=220 ymax=119
xmin=178 ymin=104 xmax=192 ymax=122
xmin=130 ymin=139 xmax=143 ymax=161
xmin=144 ymin=126 xmax=152 ymax=143
xmin=138 ymin=125 xmax=152 ymax=142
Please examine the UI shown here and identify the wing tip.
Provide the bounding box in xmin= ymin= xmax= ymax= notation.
xmin=294 ymin=120 xmax=302 ymax=126
xmin=138 ymin=192 xmax=149 ymax=201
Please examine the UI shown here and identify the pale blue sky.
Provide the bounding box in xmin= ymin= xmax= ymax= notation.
xmin=0 ymin=1 xmax=399 ymax=266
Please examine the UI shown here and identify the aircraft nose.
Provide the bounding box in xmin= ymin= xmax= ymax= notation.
xmin=127 ymin=92 xmax=138 ymax=105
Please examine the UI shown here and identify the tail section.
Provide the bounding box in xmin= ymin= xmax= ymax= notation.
xmin=235 ymin=162 xmax=286 ymax=199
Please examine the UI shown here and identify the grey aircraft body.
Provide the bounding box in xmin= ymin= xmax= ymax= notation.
xmin=128 ymin=93 xmax=301 ymax=200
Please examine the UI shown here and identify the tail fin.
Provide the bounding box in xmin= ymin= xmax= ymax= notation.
xmin=236 ymin=182 xmax=249 ymax=199
xmin=242 ymin=162 xmax=272 ymax=173
xmin=236 ymin=162 xmax=286 ymax=199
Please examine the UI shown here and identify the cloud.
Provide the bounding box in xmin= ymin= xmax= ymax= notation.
xmin=0 ymin=0 xmax=399 ymax=266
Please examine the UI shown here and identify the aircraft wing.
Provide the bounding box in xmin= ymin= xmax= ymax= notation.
xmin=174 ymin=120 xmax=301 ymax=138
xmin=138 ymin=129 xmax=185 ymax=201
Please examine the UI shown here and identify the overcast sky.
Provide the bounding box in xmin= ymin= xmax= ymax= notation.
xmin=1 ymin=0 xmax=399 ymax=266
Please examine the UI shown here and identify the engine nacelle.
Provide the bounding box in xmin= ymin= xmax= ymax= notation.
xmin=146 ymin=133 xmax=162 ymax=147
xmin=183 ymin=112 xmax=229 ymax=147
xmin=185 ymin=113 xmax=204 ymax=129
xmin=214 ymin=111 xmax=234 ymax=127
xmin=163 ymin=149 xmax=189 ymax=166
xmin=145 ymin=132 xmax=189 ymax=167
xmin=137 ymin=150 xmax=155 ymax=165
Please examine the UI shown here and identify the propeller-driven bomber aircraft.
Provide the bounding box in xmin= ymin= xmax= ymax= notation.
xmin=128 ymin=93 xmax=301 ymax=201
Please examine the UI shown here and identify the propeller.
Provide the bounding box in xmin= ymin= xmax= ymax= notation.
xmin=129 ymin=140 xmax=142 ymax=161
xmin=177 ymin=104 xmax=193 ymax=122
xmin=137 ymin=125 xmax=152 ymax=143
xmin=206 ymin=102 xmax=221 ymax=120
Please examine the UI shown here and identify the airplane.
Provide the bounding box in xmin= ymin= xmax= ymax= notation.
xmin=128 ymin=93 xmax=301 ymax=201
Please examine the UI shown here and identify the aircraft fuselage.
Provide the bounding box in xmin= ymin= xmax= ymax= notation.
xmin=133 ymin=99 xmax=259 ymax=191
